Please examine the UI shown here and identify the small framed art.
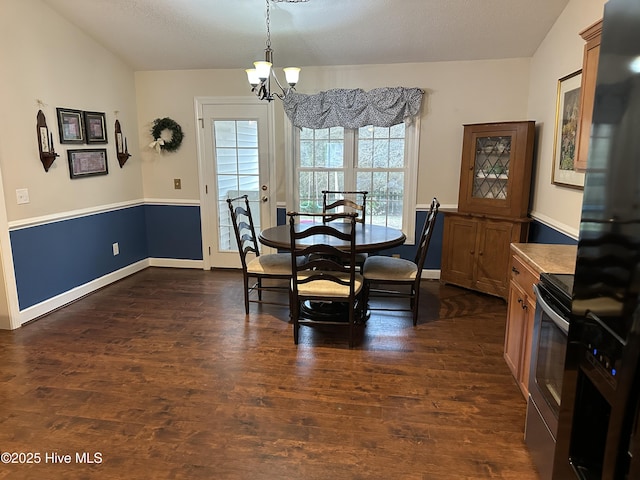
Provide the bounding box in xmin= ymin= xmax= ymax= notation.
xmin=67 ymin=149 xmax=109 ymax=179
xmin=84 ymin=111 xmax=108 ymax=144
xmin=57 ymin=107 xmax=85 ymax=144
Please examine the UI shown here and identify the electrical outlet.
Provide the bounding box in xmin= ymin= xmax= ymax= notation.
xmin=174 ymin=178 xmax=181 ymax=189
xmin=112 ymin=242 xmax=119 ymax=256
xmin=16 ymin=188 xmax=30 ymax=204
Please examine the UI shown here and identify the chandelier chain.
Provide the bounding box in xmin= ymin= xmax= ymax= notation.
xmin=265 ymin=0 xmax=271 ymax=50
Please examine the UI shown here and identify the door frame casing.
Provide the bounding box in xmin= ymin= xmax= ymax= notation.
xmin=194 ymin=96 xmax=276 ymax=270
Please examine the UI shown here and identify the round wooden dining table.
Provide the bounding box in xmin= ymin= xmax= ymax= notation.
xmin=259 ymin=222 xmax=406 ymax=252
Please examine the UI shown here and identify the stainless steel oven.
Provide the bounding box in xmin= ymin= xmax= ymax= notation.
xmin=525 ymin=273 xmax=572 ymax=480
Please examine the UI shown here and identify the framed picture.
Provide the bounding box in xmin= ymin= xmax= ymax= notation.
xmin=56 ymin=108 xmax=85 ymax=144
xmin=67 ymin=149 xmax=109 ymax=179
xmin=84 ymin=111 xmax=107 ymax=144
xmin=552 ymin=70 xmax=586 ymax=189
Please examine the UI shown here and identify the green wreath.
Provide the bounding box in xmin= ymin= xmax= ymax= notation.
xmin=150 ymin=117 xmax=183 ymax=152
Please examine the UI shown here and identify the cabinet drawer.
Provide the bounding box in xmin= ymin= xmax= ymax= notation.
xmin=510 ymin=254 xmax=538 ymax=299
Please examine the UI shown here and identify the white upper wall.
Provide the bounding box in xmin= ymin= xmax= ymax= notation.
xmin=0 ymin=0 xmax=143 ymax=223
xmin=528 ymin=0 xmax=606 ymax=236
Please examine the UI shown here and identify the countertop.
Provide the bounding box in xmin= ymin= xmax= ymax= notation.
xmin=510 ymin=243 xmax=577 ymax=275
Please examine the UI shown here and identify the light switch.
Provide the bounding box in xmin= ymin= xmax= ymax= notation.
xmin=16 ymin=188 xmax=30 ymax=204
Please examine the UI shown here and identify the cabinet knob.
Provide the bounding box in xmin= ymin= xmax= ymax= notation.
xmin=512 ymin=266 xmax=520 ymax=275
xmin=517 ymin=298 xmax=523 ymax=304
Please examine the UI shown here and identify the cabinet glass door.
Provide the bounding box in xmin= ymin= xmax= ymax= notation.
xmin=472 ymin=135 xmax=512 ymax=201
xmin=457 ymin=121 xmax=534 ymax=218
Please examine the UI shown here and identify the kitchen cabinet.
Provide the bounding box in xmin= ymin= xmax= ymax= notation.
xmin=441 ymin=121 xmax=535 ymax=298
xmin=575 ymin=19 xmax=603 ymax=171
xmin=440 ymin=211 xmax=529 ymax=299
xmin=504 ymin=252 xmax=538 ymax=397
xmin=504 ymin=243 xmax=577 ymax=400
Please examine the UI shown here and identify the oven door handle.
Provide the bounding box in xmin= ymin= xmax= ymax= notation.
xmin=533 ymin=283 xmax=570 ymax=334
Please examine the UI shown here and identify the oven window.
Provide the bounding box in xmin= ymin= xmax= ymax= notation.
xmin=535 ymin=312 xmax=568 ymax=417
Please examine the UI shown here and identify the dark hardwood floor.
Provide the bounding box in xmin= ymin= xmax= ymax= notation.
xmin=0 ymin=267 xmax=538 ymax=479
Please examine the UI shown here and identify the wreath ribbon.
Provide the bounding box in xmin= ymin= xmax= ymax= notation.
xmin=148 ymin=138 xmax=165 ymax=153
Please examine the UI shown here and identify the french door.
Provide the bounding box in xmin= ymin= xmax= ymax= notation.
xmin=197 ymin=98 xmax=275 ymax=269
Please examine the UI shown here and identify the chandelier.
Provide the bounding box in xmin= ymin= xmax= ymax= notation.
xmin=246 ymin=0 xmax=307 ymax=102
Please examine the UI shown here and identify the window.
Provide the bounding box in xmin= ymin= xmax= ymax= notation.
xmin=289 ymin=121 xmax=419 ymax=240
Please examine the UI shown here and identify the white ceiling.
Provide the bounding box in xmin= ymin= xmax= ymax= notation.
xmin=42 ymin=0 xmax=570 ymax=71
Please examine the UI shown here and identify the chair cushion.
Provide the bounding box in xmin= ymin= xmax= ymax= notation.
xmin=362 ymin=256 xmax=418 ymax=281
xmin=294 ymin=272 xmax=363 ymax=298
xmin=355 ymin=252 xmax=368 ymax=264
xmin=247 ymin=253 xmax=299 ymax=275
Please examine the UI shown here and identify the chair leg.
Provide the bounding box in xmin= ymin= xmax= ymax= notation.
xmin=243 ymin=274 xmax=250 ymax=314
xmin=348 ymin=302 xmax=354 ymax=349
xmin=257 ymin=278 xmax=263 ymax=301
xmin=412 ymin=284 xmax=420 ymax=326
xmin=363 ymin=281 xmax=370 ymax=316
xmin=291 ymin=295 xmax=300 ymax=344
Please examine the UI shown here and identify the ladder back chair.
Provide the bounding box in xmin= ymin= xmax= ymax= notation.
xmin=227 ymin=195 xmax=295 ymax=314
xmin=322 ymin=190 xmax=369 ymax=269
xmin=321 ymin=190 xmax=368 ymax=224
xmin=362 ymin=197 xmax=440 ymax=325
xmin=288 ymin=212 xmax=365 ymax=348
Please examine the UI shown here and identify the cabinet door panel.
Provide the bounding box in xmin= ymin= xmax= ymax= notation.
xmin=505 ymin=280 xmax=527 ymax=382
xmin=474 ymin=221 xmax=514 ymax=297
xmin=440 ymin=216 xmax=477 ymax=287
xmin=519 ymin=295 xmax=535 ymax=397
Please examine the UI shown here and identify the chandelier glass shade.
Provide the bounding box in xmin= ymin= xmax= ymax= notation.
xmin=246 ymin=0 xmax=305 ymax=101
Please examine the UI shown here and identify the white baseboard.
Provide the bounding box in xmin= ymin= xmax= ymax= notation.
xmin=148 ymin=258 xmax=204 ymax=269
xmin=19 ymin=259 xmax=150 ymax=326
xmin=422 ymin=269 xmax=440 ymax=280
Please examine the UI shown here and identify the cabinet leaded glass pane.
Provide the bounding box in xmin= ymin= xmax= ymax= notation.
xmin=472 ymin=136 xmax=512 ymax=200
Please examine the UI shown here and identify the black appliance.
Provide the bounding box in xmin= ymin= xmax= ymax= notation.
xmin=553 ymin=0 xmax=640 ymax=478
xmin=526 ymin=273 xmax=572 ymax=480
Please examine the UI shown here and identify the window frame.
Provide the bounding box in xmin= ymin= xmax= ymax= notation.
xmin=285 ymin=118 xmax=420 ymax=244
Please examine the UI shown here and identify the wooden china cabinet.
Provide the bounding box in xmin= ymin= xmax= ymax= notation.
xmin=440 ymin=121 xmax=535 ymax=299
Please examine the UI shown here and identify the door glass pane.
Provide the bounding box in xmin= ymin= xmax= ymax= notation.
xmin=214 ymin=120 xmax=260 ymax=252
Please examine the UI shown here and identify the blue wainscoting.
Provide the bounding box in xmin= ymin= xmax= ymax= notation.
xmin=528 ymin=220 xmax=578 ymax=245
xmin=10 ymin=202 xmax=572 ymax=314
xmin=11 ymin=203 xmax=203 ymax=311
xmin=11 ymin=206 xmax=148 ymax=310
xmin=145 ymin=204 xmax=203 ymax=259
